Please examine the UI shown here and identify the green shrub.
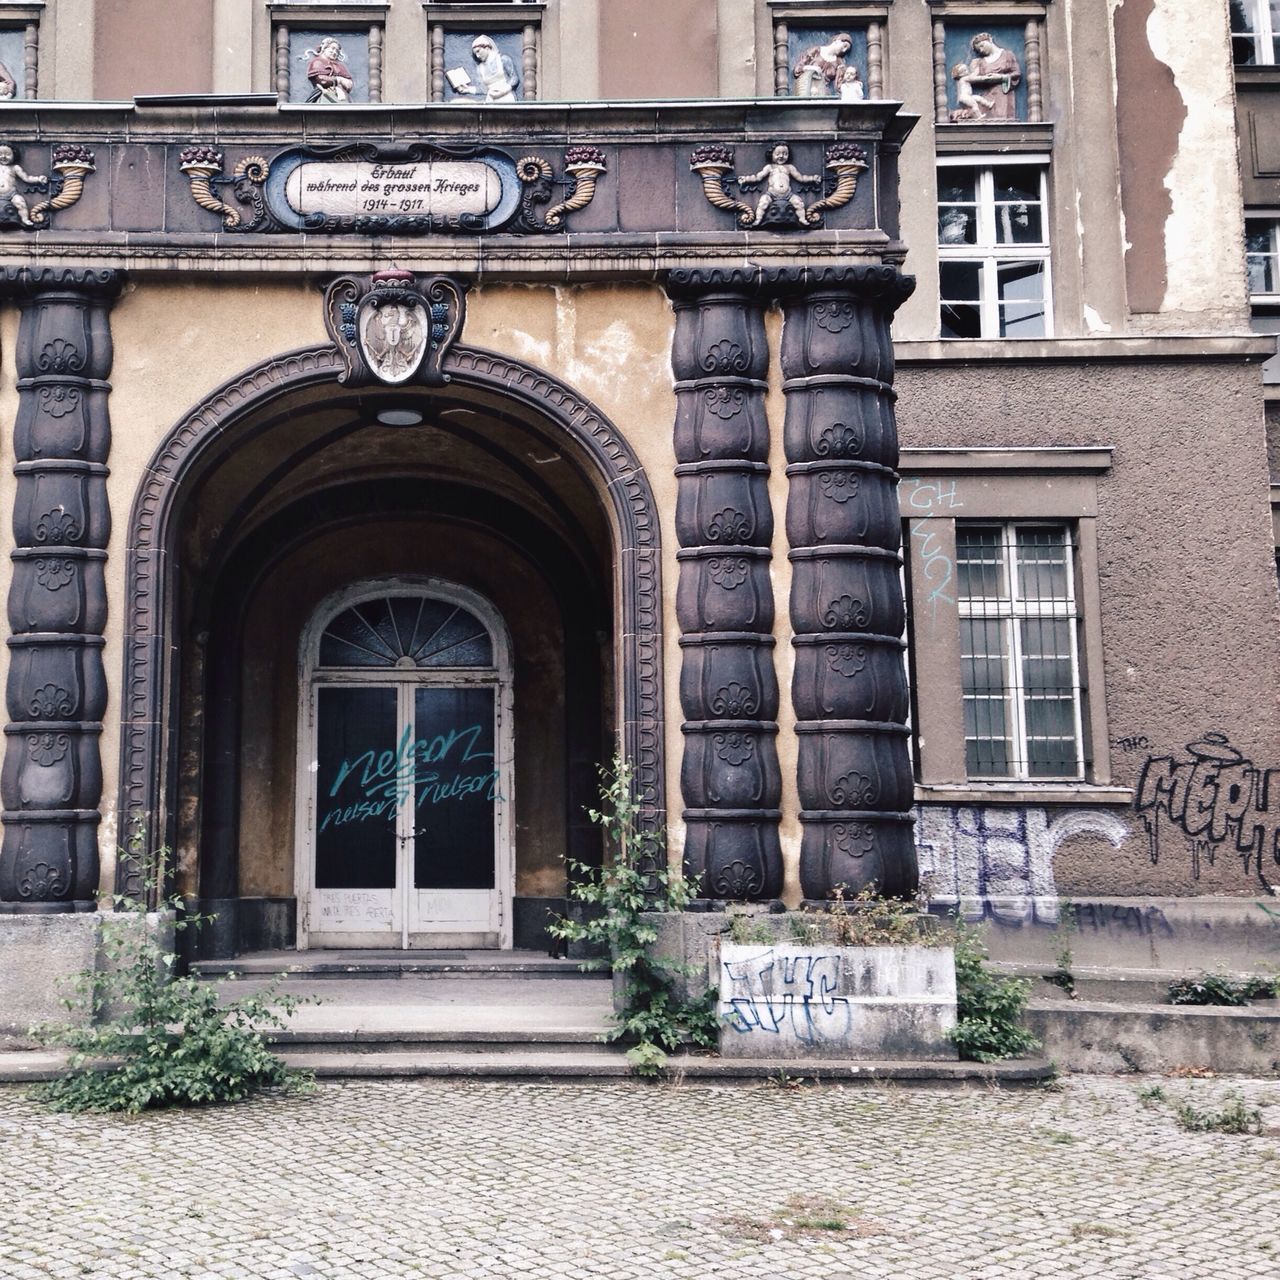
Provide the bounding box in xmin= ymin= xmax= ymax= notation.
xmin=30 ymin=851 xmax=310 ymax=1114
xmin=548 ymin=756 xmax=719 ymax=1075
xmin=947 ymin=924 xmax=1040 ymax=1063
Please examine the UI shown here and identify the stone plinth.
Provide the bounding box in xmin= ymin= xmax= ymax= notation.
xmin=718 ymin=942 xmax=957 ymax=1060
xmin=0 ymin=912 xmax=99 ymax=1042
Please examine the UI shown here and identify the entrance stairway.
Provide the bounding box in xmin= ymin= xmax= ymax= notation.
xmin=187 ymin=949 xmax=1051 ymax=1084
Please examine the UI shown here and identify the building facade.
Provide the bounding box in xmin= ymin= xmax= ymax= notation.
xmin=0 ymin=0 xmax=1275 ymax=987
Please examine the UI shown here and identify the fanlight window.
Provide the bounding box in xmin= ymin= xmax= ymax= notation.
xmin=318 ymin=595 xmax=494 ymax=669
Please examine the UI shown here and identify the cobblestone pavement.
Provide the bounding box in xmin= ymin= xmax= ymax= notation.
xmin=2 ymin=1074 xmax=1279 ymax=1279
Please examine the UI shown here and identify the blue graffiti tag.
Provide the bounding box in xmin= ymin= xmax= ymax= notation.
xmin=319 ymin=721 xmax=499 ymax=831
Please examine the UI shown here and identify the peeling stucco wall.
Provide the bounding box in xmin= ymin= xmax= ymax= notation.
xmin=1111 ymin=0 xmax=1249 ymax=328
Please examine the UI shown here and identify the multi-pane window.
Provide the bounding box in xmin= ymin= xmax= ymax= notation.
xmin=937 ymin=161 xmax=1051 ymax=339
xmin=1231 ymin=0 xmax=1280 ymax=64
xmin=956 ymin=523 xmax=1084 ymax=780
xmin=1247 ymin=219 xmax=1280 ymax=298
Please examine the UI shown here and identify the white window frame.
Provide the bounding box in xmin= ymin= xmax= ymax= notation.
xmin=1232 ymin=0 xmax=1280 ymax=65
xmin=1247 ymin=217 xmax=1280 ymax=303
xmin=956 ymin=521 xmax=1085 ymax=782
xmin=937 ymin=155 xmax=1053 ymax=340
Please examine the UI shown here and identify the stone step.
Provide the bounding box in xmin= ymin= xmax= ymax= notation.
xmin=992 ymin=962 xmax=1280 ymax=1006
xmin=192 ymin=948 xmax=596 ymax=980
xmin=267 ymin=1027 xmax=610 ymax=1054
xmin=251 ymin=1050 xmax=1058 ymax=1085
xmin=0 ymin=1043 xmax=1054 ymax=1085
xmin=1026 ymin=999 xmax=1280 ymax=1075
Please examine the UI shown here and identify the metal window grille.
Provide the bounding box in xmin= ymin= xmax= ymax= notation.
xmin=1231 ymin=0 xmax=1280 ymax=64
xmin=937 ymin=160 xmax=1052 ymax=340
xmin=956 ymin=522 xmax=1084 ymax=780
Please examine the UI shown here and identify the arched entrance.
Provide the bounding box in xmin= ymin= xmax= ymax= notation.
xmin=298 ymin=579 xmax=513 ymax=949
xmin=117 ymin=344 xmax=664 ymax=957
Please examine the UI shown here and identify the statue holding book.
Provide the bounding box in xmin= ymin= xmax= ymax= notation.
xmin=447 ymin=34 xmax=521 ymax=103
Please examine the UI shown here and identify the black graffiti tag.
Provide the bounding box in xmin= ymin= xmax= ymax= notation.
xmin=1134 ymin=731 xmax=1280 ymax=887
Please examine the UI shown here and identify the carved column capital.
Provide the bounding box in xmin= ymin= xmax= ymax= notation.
xmin=665 ymin=264 xmax=915 ymax=315
xmin=664 ymin=268 xmax=770 ymax=304
xmin=763 ymin=264 xmax=916 ymax=314
xmin=0 ymin=267 xmax=125 ymax=302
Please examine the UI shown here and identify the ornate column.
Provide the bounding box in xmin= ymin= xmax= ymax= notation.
xmin=667 ymin=270 xmax=781 ymax=901
xmin=0 ymin=268 xmax=121 ymax=912
xmin=780 ymin=265 xmax=917 ymax=901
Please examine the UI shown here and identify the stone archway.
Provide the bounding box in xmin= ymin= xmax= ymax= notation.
xmin=117 ymin=343 xmax=665 ymax=904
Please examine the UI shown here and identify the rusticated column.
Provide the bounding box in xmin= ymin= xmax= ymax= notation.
xmin=779 ymin=265 xmax=917 ymax=900
xmin=667 ymin=270 xmax=781 ymax=901
xmin=0 ymin=268 xmax=122 ymax=912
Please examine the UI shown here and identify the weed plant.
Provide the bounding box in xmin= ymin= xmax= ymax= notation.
xmin=31 ymin=848 xmax=310 ymax=1114
xmin=1173 ymin=1092 xmax=1262 ymax=1135
xmin=947 ymin=924 xmax=1040 ymax=1062
xmin=548 ymin=756 xmax=719 ymax=1076
xmin=1167 ymin=972 xmax=1278 ymax=1006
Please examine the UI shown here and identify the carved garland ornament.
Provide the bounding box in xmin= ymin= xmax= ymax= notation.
xmin=689 ymin=141 xmax=867 ymax=229
xmin=0 ymin=144 xmax=96 ymax=231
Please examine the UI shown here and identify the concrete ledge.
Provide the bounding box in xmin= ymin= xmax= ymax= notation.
xmin=946 ymin=896 xmax=1280 ymax=972
xmin=1027 ymin=1000 xmax=1280 ymax=1075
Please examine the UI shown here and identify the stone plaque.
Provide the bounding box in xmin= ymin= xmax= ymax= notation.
xmin=261 ymin=144 xmax=523 ymax=232
xmin=284 ymin=159 xmax=503 ymax=220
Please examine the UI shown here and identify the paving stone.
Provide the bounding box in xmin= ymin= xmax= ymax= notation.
xmin=1 ymin=1076 xmax=1278 ymax=1277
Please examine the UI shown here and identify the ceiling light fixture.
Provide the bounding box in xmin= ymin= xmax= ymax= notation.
xmin=375 ymin=407 xmax=425 ymax=427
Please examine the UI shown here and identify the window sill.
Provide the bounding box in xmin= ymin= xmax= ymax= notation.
xmin=914 ymin=783 xmax=1133 ymax=807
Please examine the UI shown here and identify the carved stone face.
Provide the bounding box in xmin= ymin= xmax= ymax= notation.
xmin=471 ymin=38 xmax=495 ymax=63
xmin=772 ymin=144 xmax=789 ymax=164
xmin=319 ymin=38 xmax=341 ymax=59
xmin=973 ymin=37 xmax=994 ymax=57
xmin=0 ymin=146 xmax=12 ymax=164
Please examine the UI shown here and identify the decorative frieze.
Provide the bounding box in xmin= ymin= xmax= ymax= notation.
xmin=779 ymin=265 xmax=917 ymax=901
xmin=667 ymin=270 xmax=782 ymax=902
xmin=0 ymin=143 xmax=95 ymax=231
xmin=177 ymin=142 xmax=605 ymax=236
xmin=689 ymin=142 xmax=868 ymax=230
xmin=0 ymin=268 xmax=122 ymax=912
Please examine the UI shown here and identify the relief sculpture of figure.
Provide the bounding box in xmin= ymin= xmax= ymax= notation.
xmin=447 ymin=34 xmax=520 ymax=103
xmin=741 ymin=143 xmax=820 ymax=227
xmin=0 ymin=61 xmax=16 ymax=100
xmin=792 ymin=33 xmax=853 ymax=98
xmin=838 ymin=66 xmax=864 ymax=102
xmin=304 ymin=36 xmax=354 ymax=104
xmin=949 ymin=33 xmax=1021 ymax=122
xmin=0 ymin=144 xmax=45 ymax=226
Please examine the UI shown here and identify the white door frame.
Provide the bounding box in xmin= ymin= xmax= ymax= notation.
xmin=293 ymin=576 xmax=515 ymax=950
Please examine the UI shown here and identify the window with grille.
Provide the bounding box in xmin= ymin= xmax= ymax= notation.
xmin=956 ymin=523 xmax=1084 ymax=780
xmin=937 ymin=160 xmax=1051 ymax=340
xmin=1231 ymin=0 xmax=1280 ymax=64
